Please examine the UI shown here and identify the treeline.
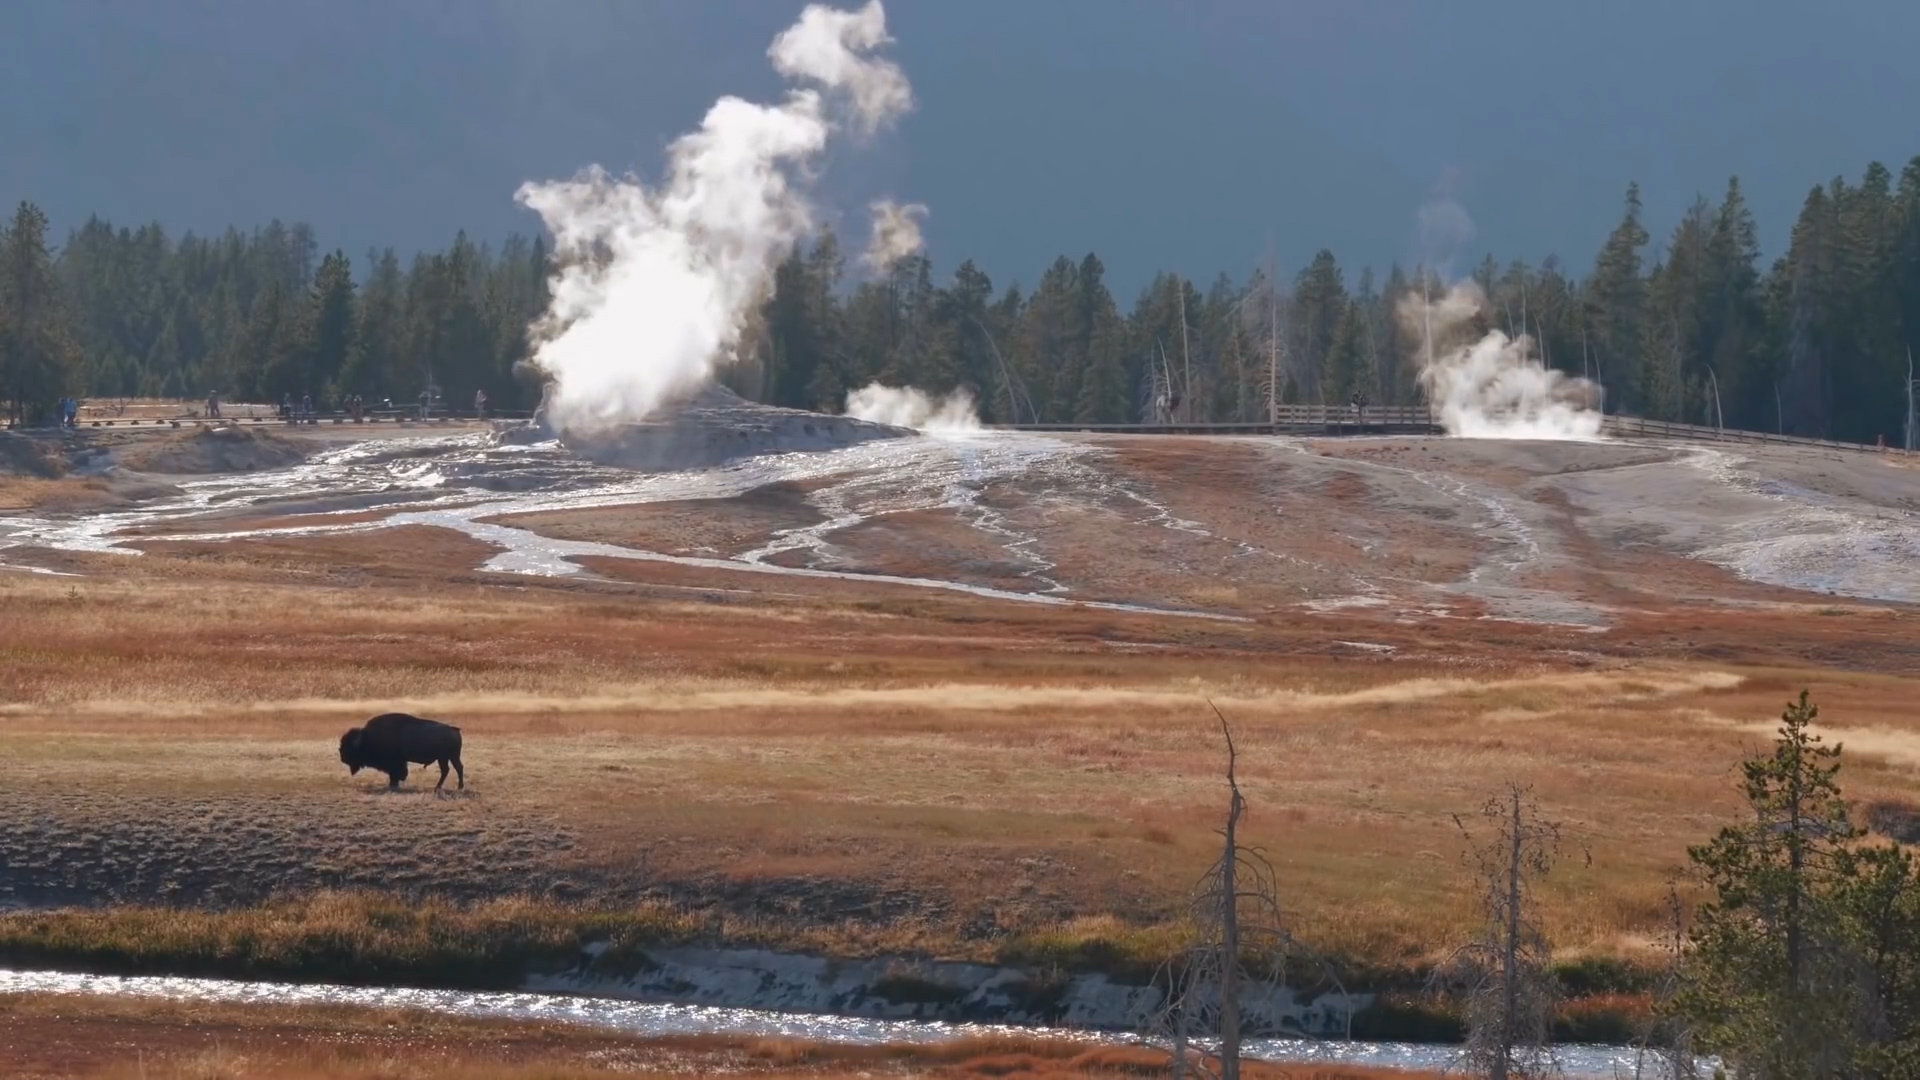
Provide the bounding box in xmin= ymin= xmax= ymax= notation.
xmin=3 ymin=151 xmax=1918 ymax=438
xmin=0 ymin=206 xmax=550 ymax=424
xmin=756 ymin=157 xmax=1920 ymax=445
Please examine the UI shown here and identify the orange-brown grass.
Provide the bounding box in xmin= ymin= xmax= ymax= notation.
xmin=1 ymin=993 xmax=1445 ymax=1079
xmin=3 ymin=524 xmax=1918 ymax=977
xmin=0 ymin=475 xmax=119 ymax=513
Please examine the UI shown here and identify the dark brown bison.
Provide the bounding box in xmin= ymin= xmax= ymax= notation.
xmin=339 ymin=712 xmax=465 ymax=791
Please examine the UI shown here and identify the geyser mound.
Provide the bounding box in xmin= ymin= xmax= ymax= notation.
xmin=517 ymin=382 xmax=913 ymax=472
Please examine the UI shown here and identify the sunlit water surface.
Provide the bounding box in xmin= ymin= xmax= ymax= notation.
xmin=0 ymin=969 xmax=1709 ymax=1078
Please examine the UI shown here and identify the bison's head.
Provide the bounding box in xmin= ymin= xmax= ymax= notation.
xmin=339 ymin=727 xmax=366 ymax=774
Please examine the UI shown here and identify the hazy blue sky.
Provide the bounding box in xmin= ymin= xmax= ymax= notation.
xmin=6 ymin=0 xmax=1918 ymax=297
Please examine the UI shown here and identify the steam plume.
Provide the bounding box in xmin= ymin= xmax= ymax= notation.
xmin=1399 ymin=281 xmax=1604 ymax=440
xmin=861 ymin=199 xmax=928 ymax=271
xmin=1416 ymin=198 xmax=1475 ymax=265
xmin=515 ymin=2 xmax=913 ymax=434
xmin=845 ymin=383 xmax=981 ymax=432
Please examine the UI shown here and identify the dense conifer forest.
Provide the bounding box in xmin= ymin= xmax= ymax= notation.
xmin=4 ymin=153 xmax=1918 ymax=441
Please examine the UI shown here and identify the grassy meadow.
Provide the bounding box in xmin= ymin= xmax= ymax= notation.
xmin=4 ymin=534 xmax=1918 ymax=992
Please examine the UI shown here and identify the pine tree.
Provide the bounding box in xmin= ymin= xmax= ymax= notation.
xmin=1074 ymin=259 xmax=1127 ymax=423
xmin=1291 ymin=250 xmax=1347 ymax=405
xmin=930 ymin=260 xmax=995 ymax=412
xmin=1781 ymin=186 xmax=1836 ymax=437
xmin=1704 ymin=177 xmax=1766 ymax=429
xmin=766 ymin=232 xmax=842 ymax=409
xmin=1323 ymin=299 xmax=1366 ymax=405
xmin=1643 ymin=198 xmax=1713 ymax=422
xmin=0 ymin=202 xmax=78 ymax=425
xmin=1678 ymin=691 xmax=1920 ymax=1076
xmin=305 ymin=251 xmax=356 ymax=403
xmin=344 ymin=249 xmax=403 ymax=399
xmin=1067 ymin=254 xmax=1121 ymax=421
xmin=243 ymin=277 xmax=300 ymax=401
xmin=1585 ymin=183 xmax=1651 ymax=413
xmin=1020 ymin=257 xmax=1081 ymax=422
xmin=1352 ymin=267 xmax=1391 ymax=407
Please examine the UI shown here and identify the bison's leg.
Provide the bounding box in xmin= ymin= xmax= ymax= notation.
xmin=452 ymin=755 xmax=465 ymax=790
xmin=435 ymin=759 xmax=450 ymax=792
xmin=387 ymin=763 xmax=407 ymax=790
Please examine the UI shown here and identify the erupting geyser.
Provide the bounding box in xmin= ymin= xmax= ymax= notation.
xmin=1400 ymin=281 xmax=1604 ymax=441
xmin=513 ymin=1 xmax=915 ymax=438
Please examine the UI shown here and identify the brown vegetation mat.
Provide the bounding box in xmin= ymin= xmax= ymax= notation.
xmin=0 ymin=994 xmax=1437 ymax=1079
xmin=115 ymin=426 xmax=311 ymax=475
xmin=484 ymin=480 xmax=832 ymax=559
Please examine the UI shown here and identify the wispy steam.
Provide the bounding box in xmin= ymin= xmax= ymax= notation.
xmin=1417 ymin=199 xmax=1476 ymax=262
xmin=845 ymin=383 xmax=981 ymax=432
xmin=1399 ymin=282 xmax=1604 ymax=440
xmin=1414 ymin=168 xmax=1475 ymax=277
xmin=514 ymin=2 xmax=913 ymax=434
xmin=769 ymin=2 xmax=912 ymax=134
xmin=861 ymin=199 xmax=928 ymax=272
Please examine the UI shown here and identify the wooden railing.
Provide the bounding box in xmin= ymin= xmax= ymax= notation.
xmin=1600 ymin=414 xmax=1914 ymax=455
xmin=1003 ymin=406 xmax=1914 ymax=456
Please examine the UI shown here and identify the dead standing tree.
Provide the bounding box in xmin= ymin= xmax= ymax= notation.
xmin=1152 ymin=705 xmax=1349 ymax=1080
xmin=1631 ymin=881 xmax=1700 ymax=1080
xmin=1432 ymin=783 xmax=1577 ymax=1080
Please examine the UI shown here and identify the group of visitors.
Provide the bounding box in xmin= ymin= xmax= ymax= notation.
xmin=279 ymin=392 xmax=316 ymax=421
xmin=47 ymin=388 xmax=496 ymax=429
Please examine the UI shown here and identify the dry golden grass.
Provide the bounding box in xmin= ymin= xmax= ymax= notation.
xmin=1 ymin=993 xmax=1442 ymax=1079
xmin=0 ymin=478 xmax=122 ymax=514
xmin=4 ymin=468 xmax=1919 ymax=977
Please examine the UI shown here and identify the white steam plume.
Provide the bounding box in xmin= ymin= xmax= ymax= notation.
xmin=514 ymin=2 xmax=913 ymax=434
xmin=769 ymin=2 xmax=912 ymax=134
xmin=1399 ymin=281 xmax=1604 ymax=440
xmin=845 ymin=383 xmax=981 ymax=432
xmin=861 ymin=199 xmax=928 ymax=271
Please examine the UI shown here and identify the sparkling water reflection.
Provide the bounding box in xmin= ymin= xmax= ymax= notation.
xmin=0 ymin=969 xmax=1708 ymax=1078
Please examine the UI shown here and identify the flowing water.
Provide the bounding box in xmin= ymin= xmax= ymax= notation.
xmin=0 ymin=969 xmax=1707 ymax=1078
xmin=0 ymin=428 xmax=1243 ymax=620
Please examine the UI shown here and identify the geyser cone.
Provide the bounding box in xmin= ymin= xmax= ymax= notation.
xmin=552 ymin=381 xmax=914 ymax=472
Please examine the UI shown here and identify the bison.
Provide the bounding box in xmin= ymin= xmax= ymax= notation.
xmin=339 ymin=712 xmax=465 ymax=792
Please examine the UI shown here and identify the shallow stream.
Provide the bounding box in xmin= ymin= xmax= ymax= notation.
xmin=0 ymin=969 xmax=1703 ymax=1078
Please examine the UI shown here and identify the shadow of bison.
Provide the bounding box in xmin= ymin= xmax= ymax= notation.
xmin=339 ymin=712 xmax=465 ymax=792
